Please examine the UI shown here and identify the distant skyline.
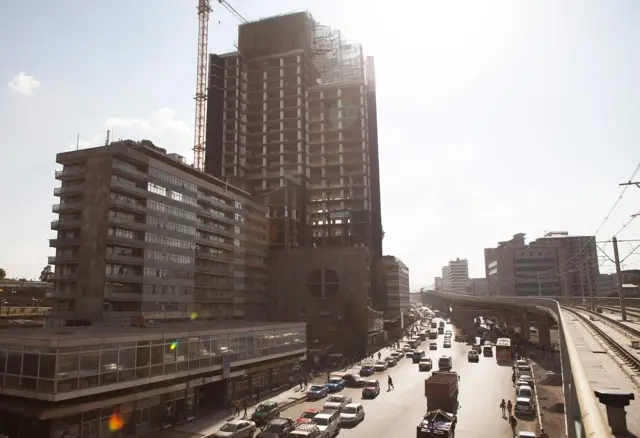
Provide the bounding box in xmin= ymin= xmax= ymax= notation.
xmin=2 ymin=0 xmax=640 ymax=290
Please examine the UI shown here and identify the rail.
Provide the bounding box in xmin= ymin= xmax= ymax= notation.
xmin=426 ymin=291 xmax=611 ymax=438
xmin=576 ymin=306 xmax=640 ymax=339
xmin=564 ymin=307 xmax=640 ymax=373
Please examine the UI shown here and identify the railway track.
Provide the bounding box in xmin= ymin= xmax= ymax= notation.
xmin=563 ymin=307 xmax=640 ymax=373
xmin=600 ymin=305 xmax=640 ymax=319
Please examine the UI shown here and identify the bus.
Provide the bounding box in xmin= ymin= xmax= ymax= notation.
xmin=495 ymin=338 xmax=512 ymax=362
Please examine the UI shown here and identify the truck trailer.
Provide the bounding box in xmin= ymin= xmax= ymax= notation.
xmin=424 ymin=371 xmax=459 ymax=412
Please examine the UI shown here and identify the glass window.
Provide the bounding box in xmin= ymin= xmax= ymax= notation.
xmin=80 ymin=352 xmax=100 ymax=375
xmin=136 ymin=344 xmax=150 ymax=368
xmin=39 ymin=354 xmax=56 ymax=379
xmin=22 ymin=353 xmax=39 ymax=377
xmin=6 ymin=352 xmax=22 ymax=375
xmin=119 ymin=348 xmax=136 ymax=369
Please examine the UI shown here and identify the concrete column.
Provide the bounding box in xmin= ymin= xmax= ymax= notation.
xmin=520 ymin=317 xmax=531 ymax=341
xmin=536 ymin=315 xmax=551 ymax=348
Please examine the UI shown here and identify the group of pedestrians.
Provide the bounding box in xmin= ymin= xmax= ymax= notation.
xmin=500 ymin=398 xmax=549 ymax=438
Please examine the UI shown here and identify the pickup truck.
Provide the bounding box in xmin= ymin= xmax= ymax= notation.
xmin=416 ymin=409 xmax=457 ymax=438
xmin=424 ymin=371 xmax=459 ymax=412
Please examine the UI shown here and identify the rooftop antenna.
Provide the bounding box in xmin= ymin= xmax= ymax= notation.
xmin=105 ymin=129 xmax=111 ymax=146
xmin=76 ymin=134 xmax=79 ymax=150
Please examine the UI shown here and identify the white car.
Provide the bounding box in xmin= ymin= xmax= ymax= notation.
xmin=518 ymin=375 xmax=534 ymax=388
xmin=517 ymin=365 xmax=532 ymax=378
xmin=211 ymin=420 xmax=256 ymax=438
xmin=323 ymin=394 xmax=353 ymax=412
xmin=373 ymin=361 xmax=388 ymax=371
xmin=339 ymin=403 xmax=365 ymax=425
xmin=514 ymin=397 xmax=536 ymax=415
xmin=312 ymin=410 xmax=340 ymax=438
xmin=516 ymin=385 xmax=533 ymax=399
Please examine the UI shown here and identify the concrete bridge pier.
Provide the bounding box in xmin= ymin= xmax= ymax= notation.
xmin=534 ymin=315 xmax=551 ymax=348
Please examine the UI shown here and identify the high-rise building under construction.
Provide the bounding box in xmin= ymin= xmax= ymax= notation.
xmin=205 ymin=12 xmax=383 ymax=256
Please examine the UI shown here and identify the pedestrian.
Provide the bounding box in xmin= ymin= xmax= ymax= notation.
xmin=234 ymin=399 xmax=240 ymax=416
xmin=303 ymin=376 xmax=308 ymax=389
xmin=289 ymin=375 xmax=294 ymax=388
xmin=299 ymin=377 xmax=304 ymax=390
xmin=242 ymin=397 xmax=248 ymax=418
xmin=509 ymin=415 xmax=517 ymax=433
xmin=506 ymin=400 xmax=513 ymax=416
xmin=377 ymin=352 xmax=381 ymax=360
xmin=387 ymin=375 xmax=394 ymax=390
xmin=500 ymin=399 xmax=506 ymax=417
xmin=538 ymin=428 xmax=549 ymax=438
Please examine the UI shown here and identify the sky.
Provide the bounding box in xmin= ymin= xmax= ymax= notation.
xmin=1 ymin=0 xmax=640 ymax=289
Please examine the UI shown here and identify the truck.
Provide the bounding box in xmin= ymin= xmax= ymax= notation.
xmin=424 ymin=371 xmax=459 ymax=412
xmin=416 ymin=409 xmax=457 ymax=438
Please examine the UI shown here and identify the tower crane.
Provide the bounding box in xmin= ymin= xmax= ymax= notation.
xmin=192 ymin=0 xmax=247 ymax=171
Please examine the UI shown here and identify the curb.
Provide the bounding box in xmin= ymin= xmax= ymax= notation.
xmin=529 ymin=361 xmax=544 ymax=434
xmin=280 ymin=396 xmax=308 ymax=411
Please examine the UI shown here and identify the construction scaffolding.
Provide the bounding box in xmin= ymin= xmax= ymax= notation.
xmin=310 ymin=18 xmax=365 ymax=85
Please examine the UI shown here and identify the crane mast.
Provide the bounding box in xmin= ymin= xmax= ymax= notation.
xmin=193 ymin=0 xmax=212 ymax=171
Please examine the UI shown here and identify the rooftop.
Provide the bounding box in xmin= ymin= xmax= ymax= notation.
xmin=2 ymin=320 xmax=305 ymax=346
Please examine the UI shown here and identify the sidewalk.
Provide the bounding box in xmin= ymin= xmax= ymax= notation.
xmin=561 ymin=309 xmax=640 ymax=436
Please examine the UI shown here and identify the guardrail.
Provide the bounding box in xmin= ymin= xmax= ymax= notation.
xmin=0 ymin=306 xmax=51 ymax=318
xmin=426 ymin=291 xmax=611 ymax=438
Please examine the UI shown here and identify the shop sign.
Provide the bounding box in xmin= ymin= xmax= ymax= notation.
xmin=189 ymin=376 xmax=214 ymax=387
xmin=244 ymin=357 xmax=300 ymax=375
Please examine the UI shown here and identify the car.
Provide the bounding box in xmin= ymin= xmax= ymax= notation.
xmin=323 ymin=394 xmax=353 ymax=412
xmin=311 ymin=410 xmax=340 ymax=438
xmin=289 ymin=423 xmax=324 ymax=438
xmin=339 ymin=403 xmax=365 ymax=425
xmin=251 ymin=401 xmax=280 ymax=427
xmin=515 ymin=359 xmax=528 ymax=368
xmin=296 ymin=409 xmax=320 ymax=424
xmin=394 ymin=349 xmax=405 ymax=358
xmin=405 ymin=348 xmax=417 ymax=357
xmin=211 ymin=419 xmax=256 ymax=438
xmin=341 ymin=374 xmax=366 ymax=388
xmin=402 ymin=344 xmax=413 ymax=352
xmin=373 ymin=361 xmax=388 ymax=371
xmin=384 ymin=356 xmax=397 ymax=367
xmin=517 ymin=375 xmax=534 ymax=388
xmin=418 ymin=358 xmax=433 ymax=371
xmin=514 ymin=396 xmax=536 ymax=415
xmin=429 ymin=342 xmax=438 ymax=350
xmin=256 ymin=418 xmax=296 ymax=438
xmin=438 ymin=355 xmax=453 ymax=371
xmin=361 ymin=379 xmax=380 ymax=398
xmin=359 ymin=363 xmax=375 ymax=377
xmin=324 ymin=378 xmax=345 ymax=393
xmin=517 ymin=365 xmax=533 ymax=378
xmin=443 ymin=340 xmax=452 ymax=348
xmin=389 ymin=352 xmax=401 ymax=361
xmin=307 ymin=385 xmax=329 ymax=400
xmin=468 ymin=350 xmax=479 ymax=362
xmin=516 ymin=385 xmax=534 ymax=399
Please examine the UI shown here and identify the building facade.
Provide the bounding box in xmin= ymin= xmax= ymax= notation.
xmin=49 ymin=140 xmax=268 ymax=326
xmin=434 ymin=277 xmax=443 ymax=292
xmin=204 ymin=12 xmax=383 ymax=256
xmin=441 ymin=267 xmax=450 ymax=292
xmin=466 ymin=278 xmax=489 ymax=296
xmin=382 ymin=256 xmax=410 ymax=320
xmin=447 ymin=258 xmax=469 ymax=294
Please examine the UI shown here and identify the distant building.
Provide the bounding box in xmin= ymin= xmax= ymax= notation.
xmin=441 ymin=267 xmax=450 ymax=292
xmin=447 ymin=258 xmax=469 ymax=294
xmin=382 ymin=256 xmax=411 ymax=320
xmin=434 ymin=277 xmax=443 ymax=292
xmin=467 ymin=278 xmax=489 ymax=296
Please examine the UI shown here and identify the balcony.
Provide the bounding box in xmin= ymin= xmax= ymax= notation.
xmin=107 ymin=215 xmax=146 ymax=230
xmin=196 ymin=221 xmax=234 ymax=237
xmin=196 ymin=236 xmax=234 ymax=251
xmin=109 ymin=198 xmax=147 ymax=213
xmin=105 ymin=253 xmax=144 ymax=265
xmin=48 ymin=255 xmax=78 ymax=265
xmin=104 ymin=291 xmax=143 ymax=301
xmin=195 ymin=264 xmax=234 ymax=276
xmin=48 ymin=290 xmax=77 ymax=299
xmin=105 ymin=235 xmax=145 ymax=248
xmin=51 ymin=220 xmax=82 ymax=230
xmin=54 ymin=185 xmax=84 ymax=197
xmin=55 ymin=168 xmax=86 ymax=180
xmin=142 ymin=311 xmax=190 ymax=319
xmin=52 ymin=203 xmax=82 ymax=213
xmin=51 ymin=272 xmax=77 ymax=281
xmin=110 ymin=179 xmax=147 ymax=198
xmin=111 ymin=161 xmax=148 ymax=181
xmin=49 ymin=237 xmax=82 ymax=247
xmin=104 ymin=273 xmax=143 ymax=283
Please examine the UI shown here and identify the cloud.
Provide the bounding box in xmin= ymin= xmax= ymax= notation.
xmin=77 ymin=108 xmax=193 ymax=158
xmin=8 ymin=72 xmax=41 ymax=96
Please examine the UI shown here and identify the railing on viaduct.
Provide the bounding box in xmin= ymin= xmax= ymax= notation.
xmin=425 ymin=291 xmax=611 ymax=438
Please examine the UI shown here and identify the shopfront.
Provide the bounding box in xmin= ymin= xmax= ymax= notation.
xmin=226 ymin=356 xmax=304 ymax=402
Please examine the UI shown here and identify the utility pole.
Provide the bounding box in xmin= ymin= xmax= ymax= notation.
xmin=612 ymin=236 xmax=627 ymax=321
xmin=587 ymin=268 xmax=595 ymax=311
xmin=579 ymin=269 xmax=585 ymax=306
xmin=537 ymin=274 xmax=542 ymax=297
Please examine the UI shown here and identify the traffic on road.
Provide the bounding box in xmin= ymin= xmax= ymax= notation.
xmin=208 ymin=306 xmax=539 ymax=438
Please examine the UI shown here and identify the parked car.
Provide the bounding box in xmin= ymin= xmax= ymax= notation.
xmin=324 ymin=378 xmax=345 ymax=393
xmin=339 ymin=403 xmax=365 ymax=425
xmin=296 ymin=409 xmax=320 ymax=425
xmin=373 ymin=361 xmax=388 ymax=371
xmin=251 ymin=401 xmax=280 ymax=427
xmin=429 ymin=342 xmax=438 ymax=350
xmin=384 ymin=356 xmax=397 ymax=367
xmin=516 ymin=385 xmax=533 ymax=399
xmin=211 ymin=420 xmax=256 ymax=438
xmin=361 ymin=379 xmax=380 ymax=398
xmin=514 ymin=397 xmax=536 ymax=415
xmin=256 ymin=418 xmax=296 ymax=438
xmin=307 ymin=385 xmax=329 ymax=400
xmin=359 ymin=363 xmax=375 ymax=377
xmin=341 ymin=374 xmax=366 ymax=388
xmin=323 ymin=394 xmax=353 ymax=412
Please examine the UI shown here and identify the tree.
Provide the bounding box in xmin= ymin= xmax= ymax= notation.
xmin=0 ymin=268 xmax=5 ymax=279
xmin=39 ymin=265 xmax=53 ymax=282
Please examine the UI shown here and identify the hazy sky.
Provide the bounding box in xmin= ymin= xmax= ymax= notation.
xmin=1 ymin=0 xmax=639 ymax=289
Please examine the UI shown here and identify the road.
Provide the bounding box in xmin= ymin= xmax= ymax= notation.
xmin=285 ymin=319 xmax=537 ymax=437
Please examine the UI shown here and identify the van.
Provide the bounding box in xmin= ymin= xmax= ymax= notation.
xmin=483 ymin=345 xmax=493 ymax=357
xmin=412 ymin=350 xmax=426 ymax=363
xmin=312 ymin=409 xmax=340 ymax=438
xmin=438 ymin=355 xmax=453 ymax=370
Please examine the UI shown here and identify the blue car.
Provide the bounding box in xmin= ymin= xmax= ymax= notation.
xmin=324 ymin=378 xmax=345 ymax=392
xmin=359 ymin=365 xmax=375 ymax=377
xmin=306 ymin=384 xmax=328 ymax=400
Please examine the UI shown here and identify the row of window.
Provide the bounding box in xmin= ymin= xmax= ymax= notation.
xmin=145 ymin=250 xmax=194 ymax=265
xmin=149 ymin=167 xmax=198 ymax=193
xmin=147 ymin=216 xmax=197 ymax=236
xmin=106 ymin=264 xmax=139 ymax=277
xmin=146 ymin=233 xmax=196 ymax=250
xmin=142 ymin=284 xmax=193 ymax=296
xmin=143 ymin=267 xmax=194 ymax=280
xmin=107 ymin=227 xmax=140 ymax=240
xmin=148 ymin=199 xmax=198 ymax=222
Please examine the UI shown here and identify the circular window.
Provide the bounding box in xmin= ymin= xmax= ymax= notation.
xmin=307 ymin=268 xmax=340 ymax=298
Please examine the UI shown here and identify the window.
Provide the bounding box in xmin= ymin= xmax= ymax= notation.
xmin=307 ymin=268 xmax=340 ymax=298
xmin=148 ymin=200 xmax=197 ymax=221
xmin=147 ymin=216 xmax=197 ymax=236
xmin=149 ymin=168 xmax=198 ymax=193
xmin=148 ymin=182 xmax=168 ymax=197
xmin=145 ymin=233 xmax=196 ymax=250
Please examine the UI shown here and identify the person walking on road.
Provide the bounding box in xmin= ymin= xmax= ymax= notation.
xmin=538 ymin=429 xmax=549 ymax=438
xmin=377 ymin=352 xmax=382 ymax=360
xmin=387 ymin=375 xmax=394 ymax=391
xmin=234 ymin=399 xmax=241 ymax=417
xmin=508 ymin=415 xmax=517 ymax=434
xmin=500 ymin=399 xmax=506 ymax=417
xmin=506 ymin=400 xmax=513 ymax=416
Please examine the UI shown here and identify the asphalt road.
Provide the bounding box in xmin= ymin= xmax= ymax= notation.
xmin=285 ymin=319 xmax=537 ymax=437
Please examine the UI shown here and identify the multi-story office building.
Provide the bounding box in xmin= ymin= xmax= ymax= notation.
xmin=49 ymin=140 xmax=268 ymax=326
xmin=434 ymin=277 xmax=443 ymax=292
xmin=204 ymin=12 xmax=383 ymax=255
xmin=382 ymin=256 xmax=410 ymax=320
xmin=466 ymin=278 xmax=489 ymax=296
xmin=441 ymin=267 xmax=450 ymax=292
xmin=447 ymin=258 xmax=469 ymax=294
